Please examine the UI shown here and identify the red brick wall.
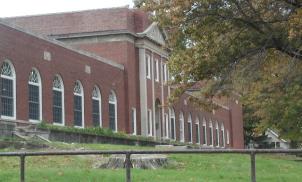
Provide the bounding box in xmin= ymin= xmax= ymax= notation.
xmin=0 ymin=23 xmax=127 ymax=131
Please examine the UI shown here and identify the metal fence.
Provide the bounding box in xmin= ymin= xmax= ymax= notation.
xmin=0 ymin=149 xmax=302 ymax=182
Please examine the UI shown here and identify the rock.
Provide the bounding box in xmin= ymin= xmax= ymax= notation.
xmin=94 ymin=154 xmax=173 ymax=169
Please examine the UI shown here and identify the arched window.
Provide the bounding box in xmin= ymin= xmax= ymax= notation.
xmin=73 ymin=81 xmax=84 ymax=127
xmin=169 ymin=108 xmax=176 ymax=140
xmin=221 ymin=123 xmax=225 ymax=147
xmin=202 ymin=119 xmax=207 ymax=145
xmin=164 ymin=113 xmax=169 ymax=138
xmin=209 ymin=121 xmax=213 ymax=146
xmin=28 ymin=68 xmax=42 ymax=121
xmin=0 ymin=61 xmax=16 ymax=119
xmin=188 ymin=113 xmax=192 ymax=143
xmin=109 ymin=90 xmax=117 ymax=131
xmin=195 ymin=118 xmax=200 ymax=144
xmin=215 ymin=122 xmax=220 ymax=147
xmin=92 ymin=86 xmax=102 ymax=127
xmin=179 ymin=112 xmax=184 ymax=142
xmin=53 ymin=75 xmax=64 ymax=125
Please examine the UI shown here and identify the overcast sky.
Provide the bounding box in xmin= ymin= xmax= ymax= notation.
xmin=0 ymin=0 xmax=134 ymax=17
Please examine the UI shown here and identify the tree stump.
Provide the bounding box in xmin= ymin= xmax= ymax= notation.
xmin=94 ymin=154 xmax=171 ymax=169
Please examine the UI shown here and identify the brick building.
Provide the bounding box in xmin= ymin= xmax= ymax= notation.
xmin=0 ymin=7 xmax=244 ymax=149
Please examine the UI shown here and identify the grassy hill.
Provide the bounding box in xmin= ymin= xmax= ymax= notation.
xmin=0 ymin=139 xmax=301 ymax=182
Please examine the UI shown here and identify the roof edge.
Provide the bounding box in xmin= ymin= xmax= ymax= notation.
xmin=0 ymin=19 xmax=125 ymax=70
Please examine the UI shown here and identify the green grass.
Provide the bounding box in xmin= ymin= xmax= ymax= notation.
xmin=0 ymin=142 xmax=302 ymax=182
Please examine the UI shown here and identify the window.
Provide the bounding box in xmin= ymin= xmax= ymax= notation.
xmin=195 ymin=119 xmax=200 ymax=144
xmin=209 ymin=121 xmax=213 ymax=146
xmin=169 ymin=108 xmax=176 ymax=140
xmin=155 ymin=59 xmax=159 ymax=82
xmin=147 ymin=109 xmax=152 ymax=136
xmin=0 ymin=61 xmax=16 ymax=119
xmin=109 ymin=91 xmax=117 ymax=131
xmin=146 ymin=55 xmax=151 ymax=79
xmin=92 ymin=86 xmax=101 ymax=127
xmin=73 ymin=81 xmax=84 ymax=127
xmin=226 ymin=129 xmax=230 ymax=145
xmin=28 ymin=68 xmax=42 ymax=121
xmin=164 ymin=113 xmax=169 ymax=138
xmin=215 ymin=122 xmax=220 ymax=147
xmin=179 ymin=112 xmax=184 ymax=142
xmin=188 ymin=114 xmax=192 ymax=143
xmin=202 ymin=119 xmax=207 ymax=145
xmin=131 ymin=108 xmax=136 ymax=135
xmin=163 ymin=63 xmax=167 ymax=82
xmin=221 ymin=123 xmax=225 ymax=147
xmin=52 ymin=75 xmax=64 ymax=125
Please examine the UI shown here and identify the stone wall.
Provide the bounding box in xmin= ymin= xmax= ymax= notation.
xmin=0 ymin=121 xmax=16 ymax=137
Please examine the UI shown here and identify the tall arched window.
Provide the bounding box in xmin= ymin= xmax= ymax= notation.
xmin=109 ymin=90 xmax=117 ymax=131
xmin=179 ymin=112 xmax=184 ymax=142
xmin=215 ymin=122 xmax=220 ymax=147
xmin=202 ymin=119 xmax=207 ymax=145
xmin=0 ymin=61 xmax=16 ymax=119
xmin=92 ymin=86 xmax=102 ymax=127
xmin=209 ymin=121 xmax=213 ymax=146
xmin=73 ymin=81 xmax=84 ymax=127
xmin=195 ymin=118 xmax=200 ymax=144
xmin=221 ymin=123 xmax=225 ymax=147
xmin=53 ymin=75 xmax=64 ymax=125
xmin=28 ymin=68 xmax=42 ymax=121
xmin=169 ymin=108 xmax=176 ymax=140
xmin=188 ymin=114 xmax=192 ymax=143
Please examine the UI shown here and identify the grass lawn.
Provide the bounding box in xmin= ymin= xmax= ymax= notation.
xmin=0 ymin=141 xmax=301 ymax=182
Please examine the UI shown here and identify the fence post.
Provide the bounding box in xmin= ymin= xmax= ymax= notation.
xmin=125 ymin=153 xmax=132 ymax=182
xmin=250 ymin=151 xmax=256 ymax=182
xmin=20 ymin=155 xmax=25 ymax=182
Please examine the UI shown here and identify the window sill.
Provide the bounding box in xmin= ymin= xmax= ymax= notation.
xmin=29 ymin=119 xmax=41 ymax=123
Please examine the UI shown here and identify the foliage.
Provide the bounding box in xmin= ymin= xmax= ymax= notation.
xmin=136 ymin=0 xmax=302 ymax=142
xmin=37 ymin=122 xmax=155 ymax=142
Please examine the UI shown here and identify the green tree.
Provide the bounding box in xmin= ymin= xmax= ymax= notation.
xmin=136 ymin=0 xmax=302 ymax=143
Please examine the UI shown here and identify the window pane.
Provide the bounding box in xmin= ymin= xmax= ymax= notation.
xmin=171 ymin=118 xmax=175 ymax=139
xmin=53 ymin=90 xmax=62 ymax=123
xmin=109 ymin=103 xmax=116 ymax=130
xmin=195 ymin=124 xmax=199 ymax=143
xmin=1 ymin=78 xmax=13 ymax=116
xmin=209 ymin=128 xmax=213 ymax=145
xmin=28 ymin=84 xmax=40 ymax=120
xmin=92 ymin=99 xmax=100 ymax=127
xmin=74 ymin=95 xmax=82 ymax=126
xmin=188 ymin=122 xmax=192 ymax=142
xmin=202 ymin=126 xmax=206 ymax=144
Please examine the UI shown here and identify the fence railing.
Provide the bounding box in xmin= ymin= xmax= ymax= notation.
xmin=0 ymin=149 xmax=302 ymax=182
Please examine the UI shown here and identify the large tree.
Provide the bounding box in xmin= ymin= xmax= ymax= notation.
xmin=136 ymin=0 xmax=302 ymax=143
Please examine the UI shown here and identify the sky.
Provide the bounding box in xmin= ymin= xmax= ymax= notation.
xmin=0 ymin=0 xmax=134 ymax=17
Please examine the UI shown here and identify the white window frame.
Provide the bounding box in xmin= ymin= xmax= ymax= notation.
xmin=155 ymin=59 xmax=159 ymax=82
xmin=164 ymin=113 xmax=169 ymax=139
xmin=0 ymin=60 xmax=16 ymax=120
xmin=195 ymin=118 xmax=200 ymax=144
xmin=202 ymin=119 xmax=207 ymax=146
xmin=109 ymin=90 xmax=117 ymax=132
xmin=221 ymin=123 xmax=225 ymax=147
xmin=73 ymin=80 xmax=84 ymax=128
xmin=209 ymin=121 xmax=214 ymax=147
xmin=179 ymin=112 xmax=185 ymax=142
xmin=147 ymin=109 xmax=153 ymax=136
xmin=131 ymin=107 xmax=137 ymax=135
xmin=52 ymin=75 xmax=65 ymax=126
xmin=92 ymin=86 xmax=102 ymax=127
xmin=226 ymin=129 xmax=230 ymax=145
xmin=215 ymin=121 xmax=220 ymax=147
xmin=146 ymin=55 xmax=151 ymax=79
xmin=169 ymin=108 xmax=176 ymax=140
xmin=28 ymin=68 xmax=42 ymax=123
xmin=188 ymin=114 xmax=192 ymax=143
xmin=163 ymin=63 xmax=167 ymax=83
